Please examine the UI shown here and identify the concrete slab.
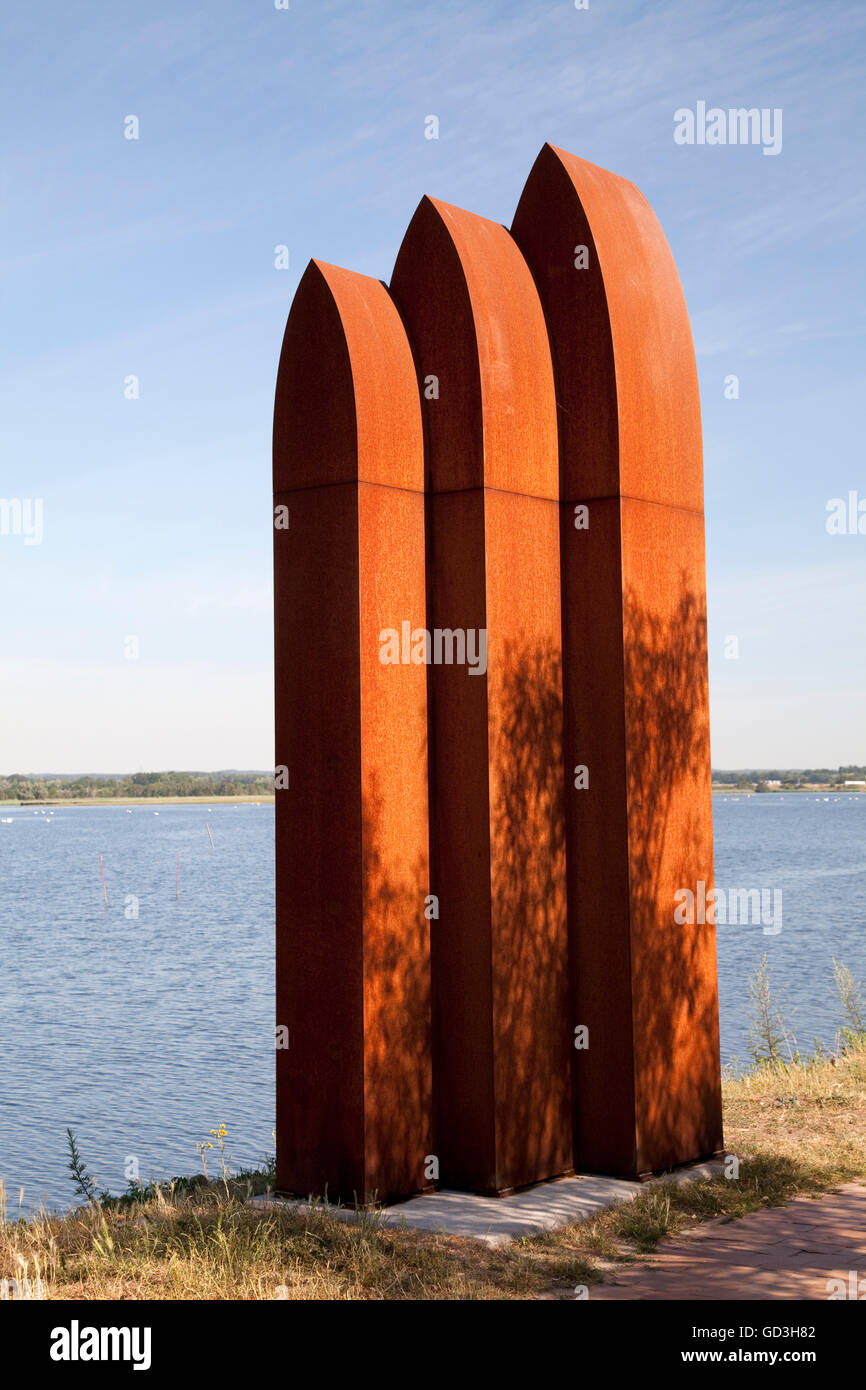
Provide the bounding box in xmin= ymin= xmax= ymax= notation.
xmin=248 ymin=1159 xmax=728 ymax=1249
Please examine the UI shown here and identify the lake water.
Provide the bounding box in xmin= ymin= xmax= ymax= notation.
xmin=1 ymin=795 xmax=863 ymax=1212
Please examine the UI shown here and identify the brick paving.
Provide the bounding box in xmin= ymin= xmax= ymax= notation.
xmin=591 ymin=1183 xmax=866 ymax=1300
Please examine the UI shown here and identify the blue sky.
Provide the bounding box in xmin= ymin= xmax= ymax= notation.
xmin=1 ymin=0 xmax=863 ymax=773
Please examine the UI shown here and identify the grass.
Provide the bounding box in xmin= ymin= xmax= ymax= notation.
xmin=3 ymin=1040 xmax=864 ymax=1301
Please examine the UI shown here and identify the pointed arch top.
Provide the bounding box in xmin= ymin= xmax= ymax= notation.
xmin=273 ymin=258 xmax=424 ymax=495
xmin=391 ymin=195 xmax=558 ymax=499
xmin=511 ymin=144 xmax=703 ymax=511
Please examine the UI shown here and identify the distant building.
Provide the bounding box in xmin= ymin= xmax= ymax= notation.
xmin=844 ymin=780 xmax=866 ymax=786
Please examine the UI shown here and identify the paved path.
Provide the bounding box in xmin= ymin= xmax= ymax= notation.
xmin=592 ymin=1183 xmax=866 ymax=1300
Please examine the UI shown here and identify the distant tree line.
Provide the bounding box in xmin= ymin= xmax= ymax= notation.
xmin=713 ymin=766 xmax=866 ymax=789
xmin=0 ymin=771 xmax=273 ymax=802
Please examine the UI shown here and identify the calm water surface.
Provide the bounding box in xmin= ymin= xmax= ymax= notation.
xmin=1 ymin=795 xmax=863 ymax=1211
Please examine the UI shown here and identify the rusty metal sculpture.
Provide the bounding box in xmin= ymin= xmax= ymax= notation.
xmin=390 ymin=197 xmax=572 ymax=1195
xmin=512 ymin=147 xmax=723 ymax=1178
xmin=273 ymin=145 xmax=723 ymax=1201
xmin=273 ymin=261 xmax=431 ymax=1202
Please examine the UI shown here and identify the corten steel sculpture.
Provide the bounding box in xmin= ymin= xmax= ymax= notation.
xmin=273 ymin=144 xmax=723 ymax=1201
xmin=390 ymin=198 xmax=572 ymax=1195
xmin=273 ymin=262 xmax=432 ymax=1202
xmin=512 ymin=147 xmax=723 ymax=1176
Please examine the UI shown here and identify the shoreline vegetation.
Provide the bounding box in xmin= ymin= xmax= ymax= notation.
xmin=0 ymin=770 xmax=273 ymax=806
xmin=3 ymin=962 xmax=864 ymax=1300
xmin=712 ymin=764 xmax=866 ymax=794
xmin=1 ymin=767 xmax=863 ymax=807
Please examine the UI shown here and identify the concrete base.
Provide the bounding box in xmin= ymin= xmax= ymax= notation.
xmin=249 ymin=1159 xmax=729 ymax=1248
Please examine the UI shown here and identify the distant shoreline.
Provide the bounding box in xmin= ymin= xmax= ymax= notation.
xmin=0 ymin=795 xmax=275 ymax=808
xmin=3 ymin=791 xmax=860 ymax=807
xmin=711 ymin=787 xmax=865 ymax=795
